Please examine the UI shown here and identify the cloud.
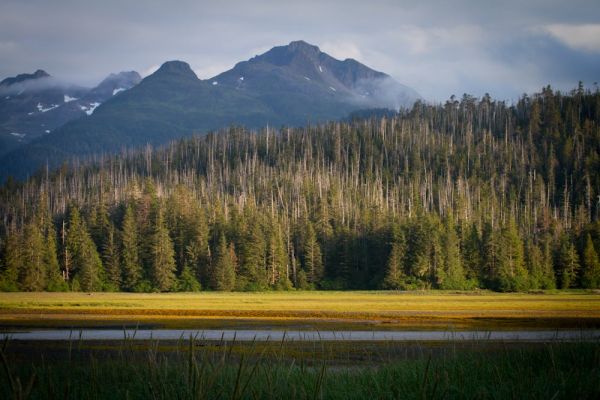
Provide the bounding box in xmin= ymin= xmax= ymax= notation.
xmin=193 ymin=64 xmax=232 ymax=80
xmin=321 ymin=41 xmax=363 ymax=61
xmin=542 ymin=24 xmax=600 ymax=53
xmin=0 ymin=0 xmax=598 ymax=101
xmin=141 ymin=65 xmax=160 ymax=78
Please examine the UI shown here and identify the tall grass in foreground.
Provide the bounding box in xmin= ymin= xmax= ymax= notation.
xmin=1 ymin=337 xmax=599 ymax=399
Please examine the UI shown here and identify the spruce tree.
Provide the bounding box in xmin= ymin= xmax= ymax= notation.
xmin=211 ymin=233 xmax=236 ymax=291
xmin=19 ymin=221 xmax=47 ymax=291
xmin=405 ymin=218 xmax=431 ymax=287
xmin=0 ymin=225 xmax=21 ymax=291
xmin=103 ymin=226 xmax=121 ymax=290
xmin=539 ymin=234 xmax=557 ymax=289
xmin=462 ymin=223 xmax=482 ymax=285
xmin=78 ymin=234 xmax=104 ymax=291
xmin=525 ymin=240 xmax=544 ymax=289
xmin=121 ymin=204 xmax=142 ymax=291
xmin=178 ymin=265 xmax=201 ymax=292
xmin=44 ymin=224 xmax=66 ymax=291
xmin=303 ymin=222 xmax=323 ymax=287
xmin=497 ymin=218 xmax=529 ymax=292
xmin=437 ymin=216 xmax=466 ymax=290
xmin=556 ymin=235 xmax=580 ymax=289
xmin=66 ymin=207 xmax=103 ymax=291
xmin=581 ymin=234 xmax=600 ymax=288
xmin=239 ymin=217 xmax=267 ymax=290
xmin=267 ymin=225 xmax=291 ymax=289
xmin=185 ymin=206 xmax=210 ymax=285
xmin=150 ymin=208 xmax=177 ymax=291
xmin=482 ymin=222 xmax=500 ymax=289
xmin=382 ymin=239 xmax=405 ymax=289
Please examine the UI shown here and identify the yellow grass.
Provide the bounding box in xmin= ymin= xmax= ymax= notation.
xmin=1 ymin=291 xmax=599 ymax=330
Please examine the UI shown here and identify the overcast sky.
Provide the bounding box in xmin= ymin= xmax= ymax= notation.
xmin=1 ymin=0 xmax=599 ymax=101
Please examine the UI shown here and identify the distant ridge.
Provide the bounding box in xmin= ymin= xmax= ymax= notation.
xmin=0 ymin=41 xmax=420 ymax=180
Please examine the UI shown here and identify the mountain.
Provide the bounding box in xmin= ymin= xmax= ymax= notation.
xmin=0 ymin=70 xmax=141 ymax=157
xmin=0 ymin=70 xmax=87 ymax=155
xmin=0 ymin=69 xmax=50 ymax=86
xmin=211 ymin=40 xmax=419 ymax=118
xmin=0 ymin=41 xmax=420 ymax=180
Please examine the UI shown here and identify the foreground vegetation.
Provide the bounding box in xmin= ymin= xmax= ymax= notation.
xmin=1 ymin=291 xmax=599 ymax=330
xmin=1 ymin=337 xmax=599 ymax=399
xmin=1 ymin=85 xmax=600 ymax=293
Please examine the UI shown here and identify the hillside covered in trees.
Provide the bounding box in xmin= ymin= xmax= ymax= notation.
xmin=1 ymin=84 xmax=600 ymax=292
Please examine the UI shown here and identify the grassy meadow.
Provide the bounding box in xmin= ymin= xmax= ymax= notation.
xmin=1 ymin=290 xmax=599 ymax=330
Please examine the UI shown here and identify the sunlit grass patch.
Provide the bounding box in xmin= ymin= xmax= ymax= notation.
xmin=1 ymin=290 xmax=599 ymax=330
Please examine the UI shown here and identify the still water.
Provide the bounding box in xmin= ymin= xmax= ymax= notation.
xmin=1 ymin=329 xmax=599 ymax=341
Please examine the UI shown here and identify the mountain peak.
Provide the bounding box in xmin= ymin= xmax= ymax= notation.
xmin=33 ymin=69 xmax=50 ymax=78
xmin=250 ymin=40 xmax=324 ymax=68
xmin=0 ymin=69 xmax=51 ymax=87
xmin=287 ymin=40 xmax=321 ymax=53
xmin=89 ymin=70 xmax=141 ymax=98
xmin=98 ymin=71 xmax=141 ymax=86
xmin=153 ymin=61 xmax=197 ymax=80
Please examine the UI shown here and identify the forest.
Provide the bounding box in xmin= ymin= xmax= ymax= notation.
xmin=0 ymin=84 xmax=599 ymax=292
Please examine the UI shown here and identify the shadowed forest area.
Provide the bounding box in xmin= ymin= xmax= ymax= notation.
xmin=1 ymin=84 xmax=600 ymax=293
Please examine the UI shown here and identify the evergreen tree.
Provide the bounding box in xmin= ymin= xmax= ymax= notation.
xmin=267 ymin=225 xmax=291 ymax=289
xmin=66 ymin=207 xmax=103 ymax=291
xmin=78 ymin=234 xmax=104 ymax=292
xmin=44 ymin=223 xmax=66 ymax=291
xmin=211 ymin=233 xmax=236 ymax=291
xmin=555 ymin=235 xmax=580 ymax=289
xmin=382 ymin=230 xmax=405 ymax=290
xmin=496 ymin=218 xmax=529 ymax=292
xmin=462 ymin=223 xmax=482 ymax=286
xmin=581 ymin=234 xmax=600 ymax=288
xmin=185 ymin=206 xmax=210 ymax=285
xmin=177 ymin=265 xmax=201 ymax=292
xmin=150 ymin=208 xmax=177 ymax=291
xmin=121 ymin=204 xmax=142 ymax=291
xmin=482 ymin=222 xmax=500 ymax=289
xmin=19 ymin=221 xmax=47 ymax=291
xmin=525 ymin=240 xmax=544 ymax=289
xmin=437 ymin=216 xmax=467 ymax=289
xmin=239 ymin=217 xmax=267 ymax=290
xmin=103 ymin=226 xmax=121 ymax=290
xmin=404 ymin=218 xmax=431 ymax=287
xmin=303 ymin=222 xmax=323 ymax=287
xmin=0 ymin=221 xmax=22 ymax=291
xmin=539 ymin=235 xmax=557 ymax=289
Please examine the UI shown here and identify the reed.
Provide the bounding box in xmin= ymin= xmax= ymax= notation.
xmin=0 ymin=334 xmax=598 ymax=399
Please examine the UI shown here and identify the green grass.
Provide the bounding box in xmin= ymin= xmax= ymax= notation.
xmin=1 ymin=338 xmax=599 ymax=399
xmin=1 ymin=291 xmax=600 ymax=330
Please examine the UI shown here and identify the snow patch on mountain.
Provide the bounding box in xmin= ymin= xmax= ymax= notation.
xmin=112 ymin=88 xmax=125 ymax=95
xmin=85 ymin=102 xmax=100 ymax=115
xmin=64 ymin=95 xmax=77 ymax=103
xmin=37 ymin=103 xmax=59 ymax=113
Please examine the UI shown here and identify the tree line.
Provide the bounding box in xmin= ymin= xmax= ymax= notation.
xmin=0 ymin=83 xmax=599 ymax=292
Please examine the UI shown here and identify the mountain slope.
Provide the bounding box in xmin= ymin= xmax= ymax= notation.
xmin=212 ymin=40 xmax=419 ymax=114
xmin=0 ymin=41 xmax=420 ymax=180
xmin=0 ymin=70 xmax=88 ymax=155
xmin=0 ymin=70 xmax=140 ymax=156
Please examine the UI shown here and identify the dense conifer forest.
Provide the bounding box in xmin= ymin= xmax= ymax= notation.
xmin=1 ymin=84 xmax=600 ymax=292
